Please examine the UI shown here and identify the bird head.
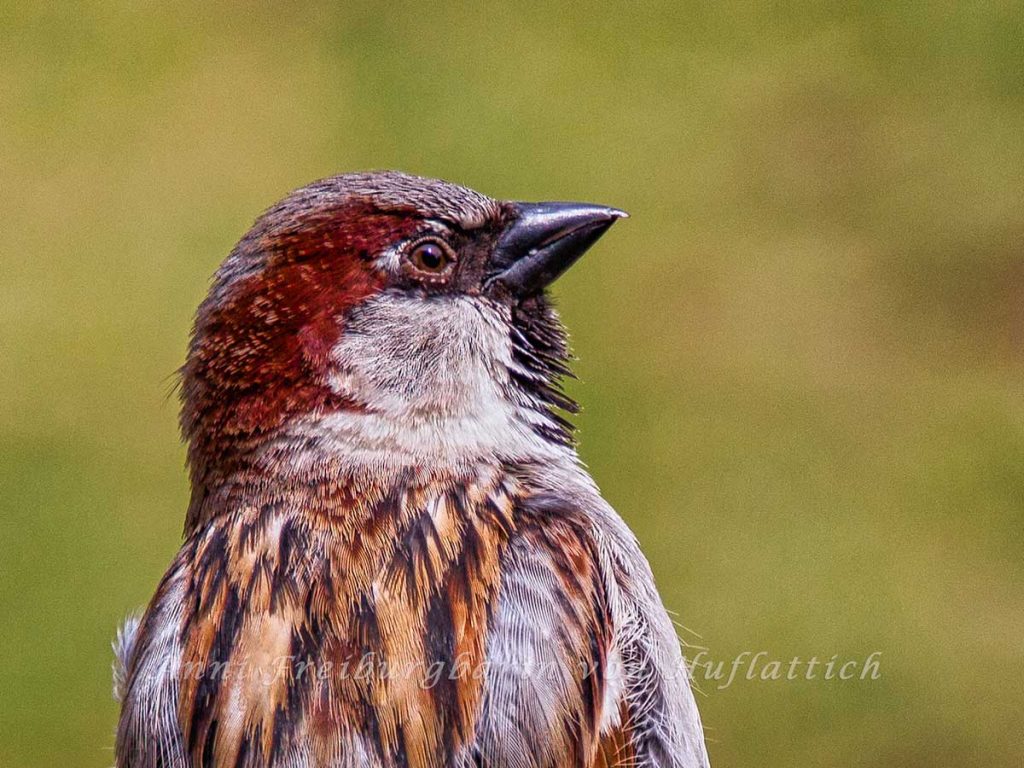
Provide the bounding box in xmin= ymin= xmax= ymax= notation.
xmin=180 ymin=171 xmax=625 ymax=519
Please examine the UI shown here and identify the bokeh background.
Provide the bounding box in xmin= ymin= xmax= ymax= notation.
xmin=2 ymin=2 xmax=1023 ymax=766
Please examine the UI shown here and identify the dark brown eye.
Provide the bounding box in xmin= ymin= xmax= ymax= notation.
xmin=407 ymin=239 xmax=455 ymax=278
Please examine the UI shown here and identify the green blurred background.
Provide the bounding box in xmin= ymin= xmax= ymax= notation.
xmin=2 ymin=2 xmax=1023 ymax=766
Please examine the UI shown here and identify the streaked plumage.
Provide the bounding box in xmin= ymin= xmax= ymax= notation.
xmin=115 ymin=172 xmax=709 ymax=767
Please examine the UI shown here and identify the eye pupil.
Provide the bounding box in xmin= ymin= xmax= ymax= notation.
xmin=419 ymin=244 xmax=443 ymax=269
xmin=409 ymin=240 xmax=453 ymax=276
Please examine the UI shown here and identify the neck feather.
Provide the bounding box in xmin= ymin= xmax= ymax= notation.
xmin=182 ymin=292 xmax=578 ymax=532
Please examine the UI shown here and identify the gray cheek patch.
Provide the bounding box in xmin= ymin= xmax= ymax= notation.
xmin=331 ymin=292 xmax=512 ymax=414
xmin=305 ymin=292 xmax=570 ymax=467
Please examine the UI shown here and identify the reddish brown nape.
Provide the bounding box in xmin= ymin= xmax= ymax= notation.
xmin=181 ymin=202 xmax=419 ymax=513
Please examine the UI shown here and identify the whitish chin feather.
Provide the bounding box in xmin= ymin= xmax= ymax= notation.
xmin=317 ymin=292 xmax=574 ymax=466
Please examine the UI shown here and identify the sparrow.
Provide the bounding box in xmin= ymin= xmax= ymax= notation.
xmin=114 ymin=171 xmax=709 ymax=768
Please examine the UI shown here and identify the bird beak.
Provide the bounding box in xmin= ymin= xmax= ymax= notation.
xmin=488 ymin=202 xmax=628 ymax=297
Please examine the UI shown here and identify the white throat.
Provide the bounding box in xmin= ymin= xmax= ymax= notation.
xmin=299 ymin=292 xmax=573 ymax=468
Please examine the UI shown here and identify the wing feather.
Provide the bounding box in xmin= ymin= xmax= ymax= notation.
xmin=469 ymin=484 xmax=709 ymax=768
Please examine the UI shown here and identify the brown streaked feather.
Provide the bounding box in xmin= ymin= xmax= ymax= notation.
xmin=468 ymin=495 xmax=616 ymax=768
xmin=594 ymin=702 xmax=637 ymax=768
xmin=169 ymin=468 xmax=517 ymax=768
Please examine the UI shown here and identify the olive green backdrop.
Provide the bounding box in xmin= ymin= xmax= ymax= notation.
xmin=2 ymin=2 xmax=1022 ymax=766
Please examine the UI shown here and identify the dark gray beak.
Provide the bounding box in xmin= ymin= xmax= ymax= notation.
xmin=488 ymin=202 xmax=628 ymax=297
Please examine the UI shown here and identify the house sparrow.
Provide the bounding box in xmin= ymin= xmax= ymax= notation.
xmin=114 ymin=172 xmax=709 ymax=768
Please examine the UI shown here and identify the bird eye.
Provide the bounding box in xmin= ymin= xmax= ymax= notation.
xmin=406 ymin=239 xmax=455 ymax=278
